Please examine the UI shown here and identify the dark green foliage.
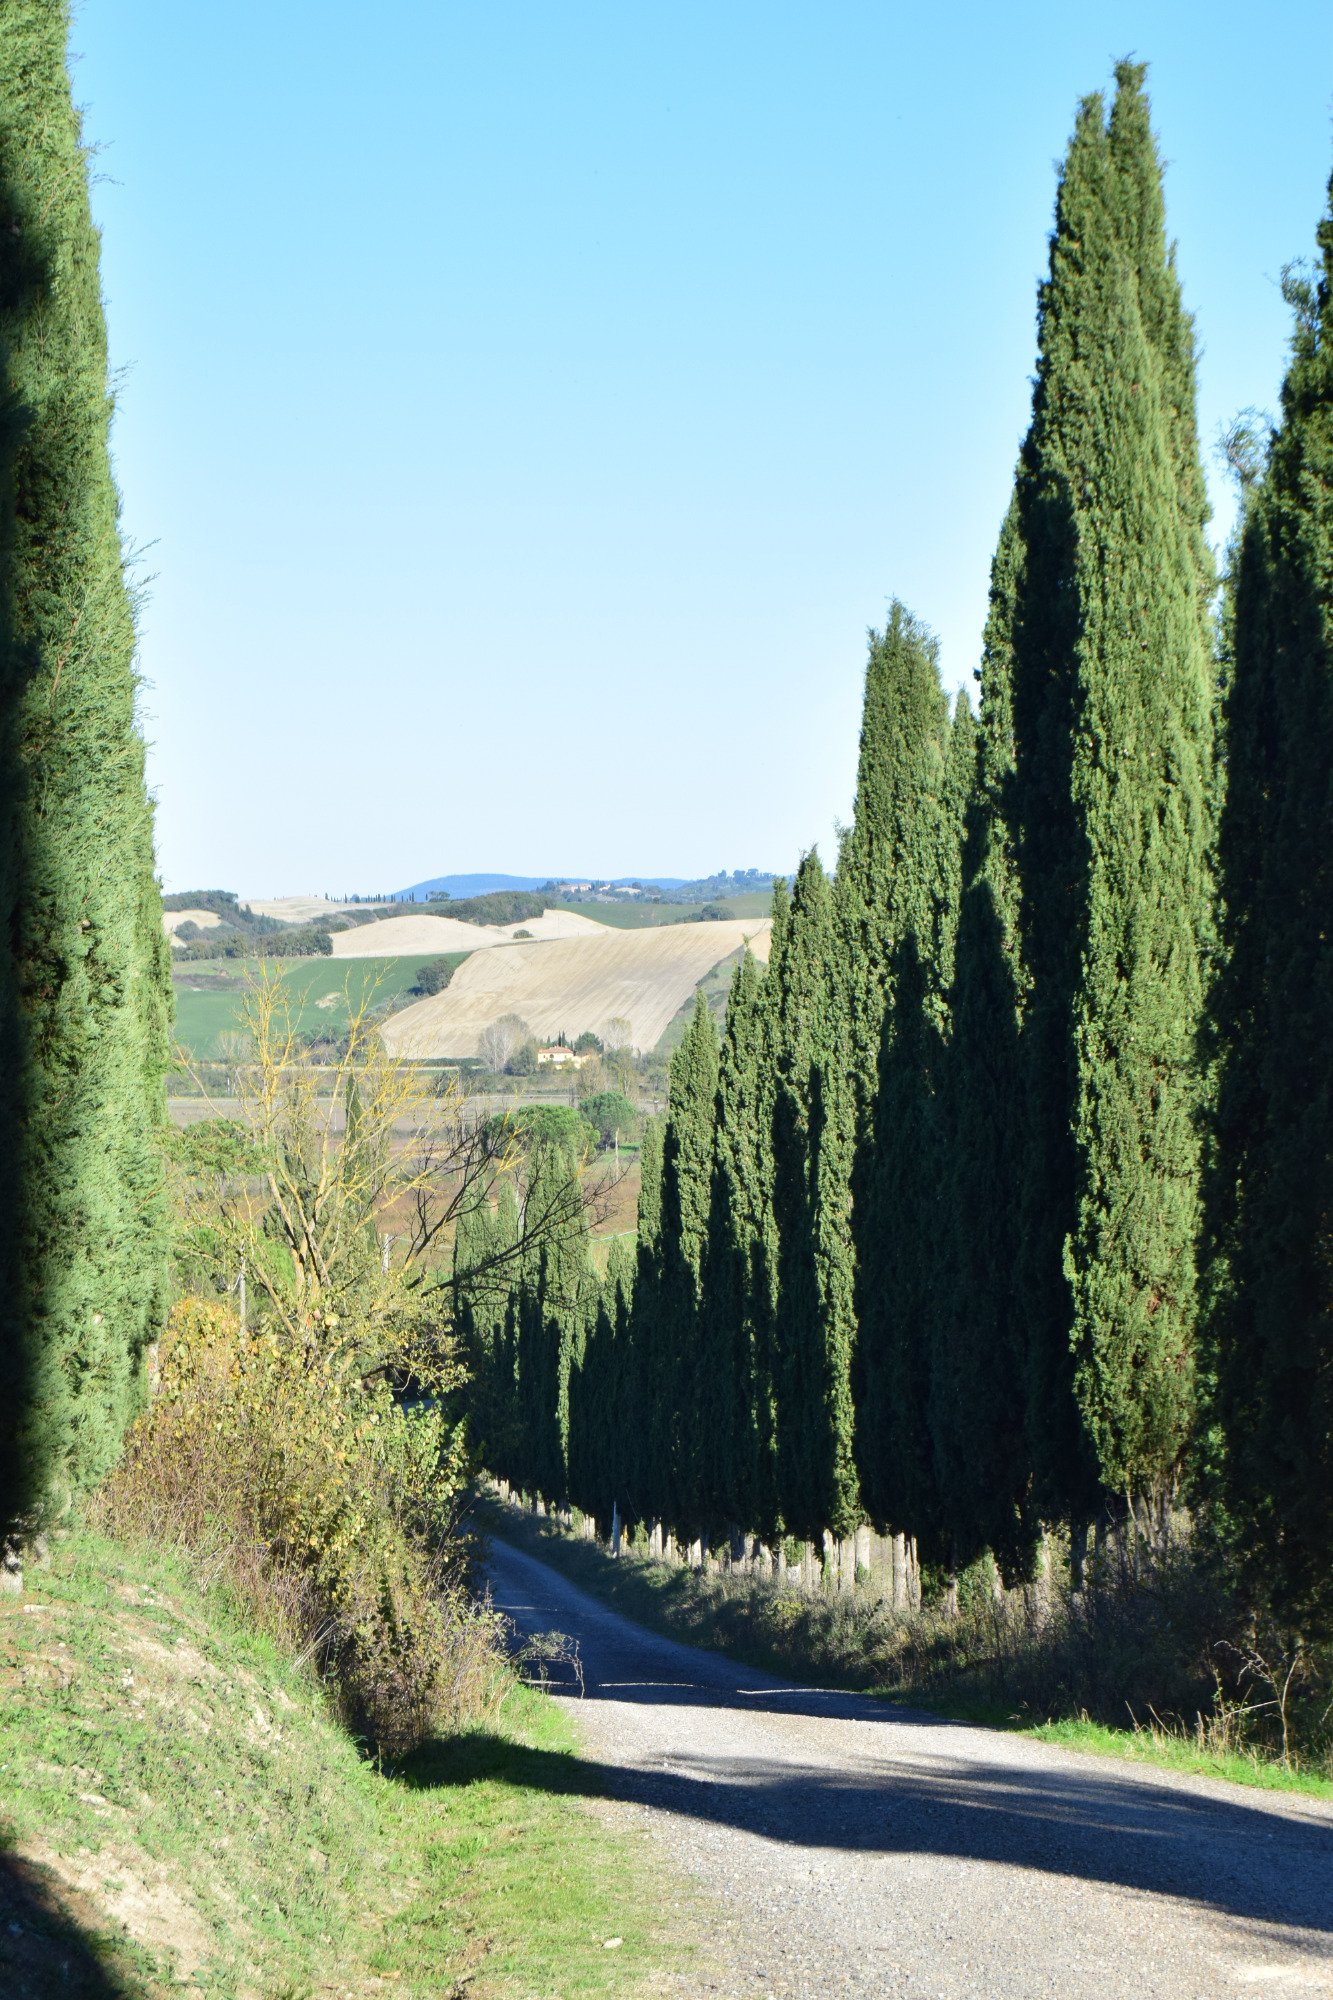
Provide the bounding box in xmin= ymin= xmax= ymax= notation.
xmin=933 ymin=684 xmax=1034 ymax=1572
xmin=488 ymin=1103 xmax=594 ymax=1162
xmin=698 ymin=949 xmax=778 ymax=1535
xmin=513 ymin=1140 xmax=591 ymax=1501
xmin=655 ymin=994 xmax=720 ymax=1532
xmin=0 ymin=2 xmax=170 ymax=1530
xmin=841 ymin=615 xmax=960 ymax=1542
xmin=453 ymin=1182 xmax=520 ymax=1477
xmin=579 ymin=1091 xmax=639 ymax=1150
xmin=418 ymin=890 xmax=546 ymax=926
xmin=981 ymin=65 xmax=1214 ymax=1519
xmin=1204 ymin=177 xmax=1333 ymax=1634
xmin=176 ymin=922 xmax=333 ymax=961
xmin=412 ymin=956 xmax=454 ymax=996
xmin=768 ymin=853 xmax=857 ymax=1540
xmin=568 ymin=1236 xmax=635 ymax=1520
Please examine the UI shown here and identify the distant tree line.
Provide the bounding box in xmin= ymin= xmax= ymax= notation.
xmin=459 ymin=67 xmax=1333 ymax=1644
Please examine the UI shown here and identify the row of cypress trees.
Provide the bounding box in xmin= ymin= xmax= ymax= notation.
xmin=0 ymin=3 xmax=171 ymax=1547
xmin=464 ymin=65 xmax=1333 ymax=1638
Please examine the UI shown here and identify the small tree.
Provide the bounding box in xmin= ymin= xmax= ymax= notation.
xmin=414 ymin=957 xmax=454 ymax=996
xmin=479 ymin=1014 xmax=532 ymax=1072
xmin=604 ymin=1017 xmax=634 ymax=1053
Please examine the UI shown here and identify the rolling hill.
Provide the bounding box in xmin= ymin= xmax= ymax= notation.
xmin=381 ymin=918 xmax=772 ymax=1058
xmin=328 ymin=909 xmax=606 ymax=957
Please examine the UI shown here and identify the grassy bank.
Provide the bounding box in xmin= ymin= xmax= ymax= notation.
xmin=476 ymin=1495 xmax=1333 ymax=1801
xmin=0 ymin=1528 xmax=678 ymax=1997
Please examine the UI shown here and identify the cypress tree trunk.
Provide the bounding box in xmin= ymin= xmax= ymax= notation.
xmin=1204 ymin=178 xmax=1333 ymax=1637
xmin=982 ymin=65 xmax=1214 ymax=1523
xmin=0 ymin=1 xmax=170 ymax=1536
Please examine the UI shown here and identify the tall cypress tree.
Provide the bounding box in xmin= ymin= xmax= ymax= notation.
xmin=515 ymin=1137 xmax=589 ymax=1501
xmin=985 ymin=66 xmax=1214 ymax=1521
xmin=934 ymin=664 xmax=1035 ymax=1570
xmin=841 ymin=614 xmax=957 ymax=1542
xmin=1204 ymin=179 xmax=1333 ymax=1634
xmin=699 ymin=949 xmax=778 ymax=1536
xmin=625 ymin=1113 xmax=665 ymax=1524
xmin=769 ymin=851 xmax=854 ymax=1542
xmin=0 ymin=2 xmax=170 ymax=1535
xmin=657 ymin=993 xmax=720 ymax=1533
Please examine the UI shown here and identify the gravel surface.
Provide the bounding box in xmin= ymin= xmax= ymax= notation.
xmin=485 ymin=1535 xmax=1333 ymax=2000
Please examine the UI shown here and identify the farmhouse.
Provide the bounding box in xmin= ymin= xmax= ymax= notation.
xmin=536 ymin=1044 xmax=587 ymax=1069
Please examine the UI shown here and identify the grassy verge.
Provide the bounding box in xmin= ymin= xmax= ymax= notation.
xmin=475 ymin=1496 xmax=1333 ymax=1802
xmin=0 ymin=1528 xmax=679 ymax=1997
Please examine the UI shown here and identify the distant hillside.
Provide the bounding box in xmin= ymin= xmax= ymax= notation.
xmin=397 ymin=870 xmax=783 ymax=902
xmin=383 ymin=918 xmax=773 ymax=1059
xmin=398 ymin=872 xmax=690 ymax=899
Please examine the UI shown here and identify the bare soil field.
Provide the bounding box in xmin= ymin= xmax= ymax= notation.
xmin=382 ymin=918 xmax=772 ymax=1057
xmin=329 ymin=908 xmax=607 ymax=957
xmin=241 ymin=896 xmax=394 ymax=922
xmin=162 ymin=907 xmax=223 ymax=940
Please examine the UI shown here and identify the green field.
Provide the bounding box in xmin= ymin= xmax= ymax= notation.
xmin=171 ymin=953 xmax=469 ymax=1062
xmin=575 ymin=892 xmax=773 ymax=928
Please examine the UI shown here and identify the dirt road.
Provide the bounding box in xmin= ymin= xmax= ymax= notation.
xmin=485 ymin=1535 xmax=1333 ymax=2000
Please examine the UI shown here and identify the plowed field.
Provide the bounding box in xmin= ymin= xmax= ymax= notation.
xmin=382 ymin=918 xmax=772 ymax=1057
xmin=329 ymin=909 xmax=606 ymax=957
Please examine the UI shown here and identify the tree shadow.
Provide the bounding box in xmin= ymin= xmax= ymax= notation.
xmin=457 ymin=1537 xmax=1333 ymax=1955
xmin=396 ymin=1716 xmax=1333 ymax=1947
xmin=0 ymin=1849 xmax=140 ymax=1999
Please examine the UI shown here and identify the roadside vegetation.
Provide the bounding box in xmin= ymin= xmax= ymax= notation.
xmin=478 ymin=1496 xmax=1333 ymax=1796
xmin=0 ymin=1528 xmax=668 ymax=1998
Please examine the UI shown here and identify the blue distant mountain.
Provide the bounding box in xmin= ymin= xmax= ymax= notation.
xmin=397 ymin=872 xmax=689 ymax=900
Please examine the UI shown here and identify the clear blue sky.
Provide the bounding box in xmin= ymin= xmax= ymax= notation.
xmin=76 ymin=1 xmax=1332 ymax=896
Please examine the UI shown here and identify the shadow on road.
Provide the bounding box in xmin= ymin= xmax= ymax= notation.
xmin=460 ymin=1535 xmax=1333 ymax=1951
xmin=397 ymin=1723 xmax=1333 ymax=1941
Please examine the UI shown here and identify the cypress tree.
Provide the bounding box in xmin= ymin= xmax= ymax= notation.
xmin=1204 ymin=179 xmax=1333 ymax=1633
xmin=0 ymin=2 xmax=171 ymax=1535
xmin=454 ymin=1181 xmax=521 ymax=1475
xmin=624 ymin=1113 xmax=665 ymax=1524
xmin=699 ymin=948 xmax=779 ymax=1536
xmin=657 ymin=992 xmax=720 ymax=1533
xmin=933 ymin=664 xmax=1035 ymax=1570
xmin=515 ymin=1137 xmax=589 ymax=1501
xmin=769 ymin=851 xmax=853 ymax=1542
xmin=986 ymin=66 xmax=1214 ymax=1521
xmin=840 ymin=614 xmax=957 ymax=1544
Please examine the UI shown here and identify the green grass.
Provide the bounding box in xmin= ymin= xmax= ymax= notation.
xmin=171 ymin=953 xmax=470 ymax=1062
xmin=654 ymin=948 xmax=746 ymax=1055
xmin=476 ymin=1497 xmax=1333 ymax=1803
xmin=1023 ymin=1715 xmax=1333 ymax=1798
xmin=0 ymin=1528 xmax=680 ymax=1997
xmin=575 ymin=895 xmax=773 ymax=928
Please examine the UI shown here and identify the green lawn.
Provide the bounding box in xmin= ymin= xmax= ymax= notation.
xmin=171 ymin=953 xmax=470 ymax=1062
xmin=0 ymin=1528 xmax=682 ymax=1997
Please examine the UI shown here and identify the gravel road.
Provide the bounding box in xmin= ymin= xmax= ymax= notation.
xmin=485 ymin=1534 xmax=1333 ymax=2000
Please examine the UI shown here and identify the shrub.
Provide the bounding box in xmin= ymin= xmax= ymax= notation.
xmin=413 ymin=956 xmax=455 ymax=996
xmin=580 ymin=1091 xmax=639 ymax=1150
xmin=100 ymin=1300 xmax=507 ymax=1753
